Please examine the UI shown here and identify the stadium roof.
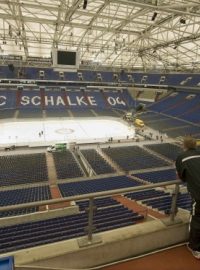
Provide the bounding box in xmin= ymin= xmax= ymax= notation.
xmin=1 ymin=0 xmax=200 ymax=71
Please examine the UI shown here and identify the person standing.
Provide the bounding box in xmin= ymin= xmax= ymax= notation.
xmin=176 ymin=136 xmax=200 ymax=259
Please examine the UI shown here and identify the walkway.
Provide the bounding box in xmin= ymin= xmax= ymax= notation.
xmin=101 ymin=244 xmax=200 ymax=270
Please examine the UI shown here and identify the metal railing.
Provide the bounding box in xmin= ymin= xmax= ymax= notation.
xmin=0 ymin=180 xmax=182 ymax=245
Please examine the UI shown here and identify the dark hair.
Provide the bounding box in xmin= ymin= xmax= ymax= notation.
xmin=183 ymin=136 xmax=197 ymax=150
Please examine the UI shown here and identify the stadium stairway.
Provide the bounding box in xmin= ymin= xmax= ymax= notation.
xmin=45 ymin=153 xmax=70 ymax=209
xmin=45 ymin=153 xmax=57 ymax=185
xmin=67 ymin=110 xmax=74 ymax=118
xmin=72 ymin=149 xmax=90 ymax=177
xmin=91 ymin=109 xmax=98 ymax=116
xmin=76 ymin=149 xmax=96 ymax=176
xmin=113 ymin=195 xmax=165 ymax=219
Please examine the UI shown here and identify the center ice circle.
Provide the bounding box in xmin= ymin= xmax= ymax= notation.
xmin=55 ymin=128 xmax=75 ymax=134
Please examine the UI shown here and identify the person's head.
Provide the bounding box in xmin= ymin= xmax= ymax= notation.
xmin=183 ymin=136 xmax=197 ymax=150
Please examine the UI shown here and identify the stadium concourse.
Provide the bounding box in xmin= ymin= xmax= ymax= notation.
xmin=1 ymin=0 xmax=200 ymax=269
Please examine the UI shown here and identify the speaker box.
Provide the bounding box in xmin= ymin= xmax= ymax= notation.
xmin=8 ymin=64 xmax=14 ymax=72
xmin=83 ymin=0 xmax=87 ymax=9
xmin=135 ymin=103 xmax=145 ymax=112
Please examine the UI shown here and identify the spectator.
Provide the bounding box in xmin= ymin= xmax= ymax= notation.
xmin=176 ymin=136 xmax=200 ymax=259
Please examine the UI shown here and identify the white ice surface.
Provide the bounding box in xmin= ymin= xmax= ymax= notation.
xmin=0 ymin=118 xmax=135 ymax=146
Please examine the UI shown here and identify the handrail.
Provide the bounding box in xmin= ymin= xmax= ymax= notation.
xmin=0 ymin=179 xmax=181 ymax=212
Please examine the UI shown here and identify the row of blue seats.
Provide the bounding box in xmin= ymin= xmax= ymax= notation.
xmin=0 ymin=207 xmax=38 ymax=218
xmin=149 ymin=92 xmax=188 ymax=113
xmin=148 ymin=92 xmax=200 ymax=125
xmin=0 ymin=89 xmax=134 ymax=110
xmin=59 ymin=176 xmax=142 ymax=197
xmin=103 ymin=145 xmax=169 ymax=171
xmin=0 ymin=153 xmax=48 ymax=186
xmin=145 ymin=143 xmax=182 ymax=161
xmin=77 ymin=197 xmax=120 ymax=211
xmin=142 ymin=193 xmax=192 ymax=213
xmin=140 ymin=111 xmax=200 ymax=138
xmin=133 ymin=169 xmax=178 ymax=184
xmin=81 ymin=149 xmax=115 ymax=175
xmin=125 ymin=189 xmax=170 ymax=201
xmin=0 ymin=108 xmax=123 ymax=120
xmin=164 ymin=125 xmax=200 ymax=138
xmin=53 ymin=151 xmax=84 ymax=180
xmin=3 ymin=66 xmax=200 ymax=86
xmin=0 ymin=186 xmax=51 ymax=206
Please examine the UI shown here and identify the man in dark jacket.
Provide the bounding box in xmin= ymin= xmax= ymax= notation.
xmin=176 ymin=136 xmax=200 ymax=259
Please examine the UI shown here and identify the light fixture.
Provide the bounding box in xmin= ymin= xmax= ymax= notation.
xmin=151 ymin=12 xmax=158 ymax=21
xmin=180 ymin=18 xmax=186 ymax=24
xmin=83 ymin=0 xmax=87 ymax=9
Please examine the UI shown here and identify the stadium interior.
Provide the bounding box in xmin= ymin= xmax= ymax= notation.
xmin=1 ymin=1 xmax=200 ymax=270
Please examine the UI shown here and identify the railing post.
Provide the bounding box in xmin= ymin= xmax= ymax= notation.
xmin=78 ymin=197 xmax=102 ymax=247
xmin=87 ymin=197 xmax=95 ymax=242
xmin=170 ymin=183 xmax=179 ymax=222
xmin=162 ymin=183 xmax=182 ymax=226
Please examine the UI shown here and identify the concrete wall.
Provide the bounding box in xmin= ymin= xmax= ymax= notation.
xmin=12 ymin=210 xmax=190 ymax=269
xmin=0 ymin=205 xmax=79 ymax=227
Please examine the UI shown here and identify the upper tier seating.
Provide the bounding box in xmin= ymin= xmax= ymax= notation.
xmin=52 ymin=151 xmax=84 ymax=179
xmin=2 ymin=66 xmax=200 ymax=87
xmin=0 ymin=89 xmax=132 ymax=115
xmin=132 ymin=169 xmax=178 ymax=184
xmin=147 ymin=92 xmax=200 ymax=125
xmin=139 ymin=111 xmax=200 ymax=138
xmin=80 ymin=149 xmax=115 ymax=175
xmin=58 ymin=175 xmax=141 ymax=197
xmin=163 ymin=94 xmax=200 ymax=117
xmin=0 ymin=153 xmax=48 ymax=186
xmin=0 ymin=204 xmax=144 ymax=254
xmin=149 ymin=92 xmax=188 ymax=113
xmin=102 ymin=146 xmax=169 ymax=171
xmin=145 ymin=143 xmax=182 ymax=161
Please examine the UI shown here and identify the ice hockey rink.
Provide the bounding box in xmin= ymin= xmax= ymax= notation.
xmin=0 ymin=118 xmax=135 ymax=147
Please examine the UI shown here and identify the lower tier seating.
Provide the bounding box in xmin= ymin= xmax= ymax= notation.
xmin=0 ymin=205 xmax=144 ymax=254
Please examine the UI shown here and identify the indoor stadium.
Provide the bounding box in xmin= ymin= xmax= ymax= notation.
xmin=0 ymin=0 xmax=200 ymax=269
